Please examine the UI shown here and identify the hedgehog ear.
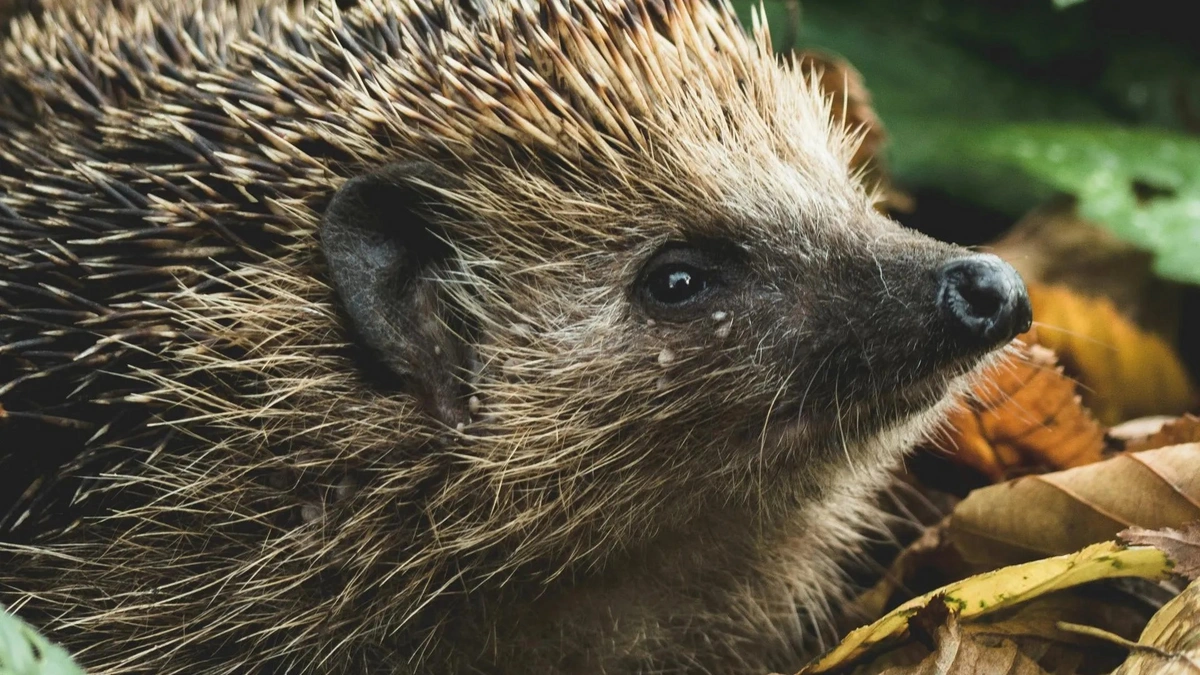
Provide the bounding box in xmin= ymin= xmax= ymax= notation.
xmin=321 ymin=162 xmax=470 ymax=428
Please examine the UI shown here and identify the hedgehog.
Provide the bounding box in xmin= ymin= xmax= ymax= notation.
xmin=0 ymin=0 xmax=1032 ymax=673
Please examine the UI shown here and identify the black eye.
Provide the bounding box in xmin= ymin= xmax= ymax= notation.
xmin=645 ymin=264 xmax=710 ymax=305
xmin=636 ymin=244 xmax=736 ymax=319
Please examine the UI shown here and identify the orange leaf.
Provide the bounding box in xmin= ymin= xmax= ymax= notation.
xmin=1021 ymin=283 xmax=1197 ymax=426
xmin=936 ymin=343 xmax=1105 ymax=481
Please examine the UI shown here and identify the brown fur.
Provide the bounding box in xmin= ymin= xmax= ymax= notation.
xmin=2 ymin=0 xmax=995 ymax=673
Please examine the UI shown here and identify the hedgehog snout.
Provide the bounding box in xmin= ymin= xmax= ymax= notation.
xmin=936 ymin=254 xmax=1032 ymax=350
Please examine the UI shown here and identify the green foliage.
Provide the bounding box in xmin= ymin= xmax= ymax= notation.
xmin=734 ymin=0 xmax=1200 ymax=284
xmin=907 ymin=124 xmax=1200 ymax=283
xmin=0 ymin=607 xmax=84 ymax=675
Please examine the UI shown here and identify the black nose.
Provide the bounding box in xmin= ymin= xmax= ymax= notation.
xmin=937 ymin=254 xmax=1032 ymax=348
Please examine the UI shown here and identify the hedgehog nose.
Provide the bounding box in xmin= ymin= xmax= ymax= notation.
xmin=937 ymin=254 xmax=1032 ymax=348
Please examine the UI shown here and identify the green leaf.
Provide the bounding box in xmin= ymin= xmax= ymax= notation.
xmin=907 ymin=124 xmax=1200 ymax=283
xmin=0 ymin=607 xmax=85 ymax=675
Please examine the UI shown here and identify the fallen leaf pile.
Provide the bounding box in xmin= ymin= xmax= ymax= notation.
xmin=797 ymin=334 xmax=1200 ymax=673
xmin=791 ymin=48 xmax=1200 ymax=675
xmin=801 ymin=537 xmax=1190 ymax=674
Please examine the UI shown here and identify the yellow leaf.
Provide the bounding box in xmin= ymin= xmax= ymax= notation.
xmin=797 ymin=542 xmax=1174 ymax=674
xmin=1120 ymin=522 xmax=1200 ymax=580
xmin=1021 ymin=283 xmax=1196 ymax=425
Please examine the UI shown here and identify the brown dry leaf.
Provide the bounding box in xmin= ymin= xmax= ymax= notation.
xmin=949 ymin=444 xmax=1200 ymax=568
xmin=797 ymin=541 xmax=1175 ymax=673
xmin=793 ymin=49 xmax=912 ymax=214
xmin=875 ymin=614 xmax=1050 ymax=675
xmin=1108 ymin=416 xmax=1182 ymax=447
xmin=1020 ymin=283 xmax=1196 ymax=426
xmin=1112 ymin=578 xmax=1200 ymax=674
xmin=935 ymin=342 xmax=1105 ymax=481
xmin=1122 ymin=415 xmax=1200 ymax=453
xmin=1120 ymin=522 xmax=1200 ymax=580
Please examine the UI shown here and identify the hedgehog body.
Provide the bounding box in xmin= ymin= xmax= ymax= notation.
xmin=0 ymin=1 xmax=1027 ymax=673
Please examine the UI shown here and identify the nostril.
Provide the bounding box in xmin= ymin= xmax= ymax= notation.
xmin=956 ymin=275 xmax=1003 ymax=320
xmin=937 ymin=254 xmax=1031 ymax=348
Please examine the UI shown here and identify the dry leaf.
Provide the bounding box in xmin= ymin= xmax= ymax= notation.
xmin=935 ymin=343 xmax=1105 ymax=481
xmin=874 ymin=612 xmax=1050 ymax=675
xmin=1020 ymin=283 xmax=1196 ymax=426
xmin=1120 ymin=522 xmax=1200 ymax=580
xmin=949 ymin=444 xmax=1200 ymax=567
xmin=852 ymin=515 xmax=1155 ymax=635
xmin=1113 ymin=578 xmax=1200 ymax=674
xmin=855 ymin=589 xmax=1150 ymax=675
xmin=797 ymin=542 xmax=1175 ymax=673
xmin=1122 ymin=415 xmax=1200 ymax=453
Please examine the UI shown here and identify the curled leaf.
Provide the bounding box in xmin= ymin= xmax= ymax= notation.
xmin=797 ymin=542 xmax=1174 ymax=674
xmin=1021 ymin=283 xmax=1196 ymax=425
xmin=857 ymin=588 xmax=1148 ymax=674
xmin=935 ymin=343 xmax=1105 ymax=481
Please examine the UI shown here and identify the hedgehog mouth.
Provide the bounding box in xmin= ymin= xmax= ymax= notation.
xmin=770 ymin=358 xmax=977 ymax=442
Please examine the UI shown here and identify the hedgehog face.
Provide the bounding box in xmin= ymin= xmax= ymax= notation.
xmin=321 ymin=157 xmax=1029 ymax=514
xmin=316 ymin=0 xmax=1032 ymax=530
xmin=622 ymin=214 xmax=1031 ymax=479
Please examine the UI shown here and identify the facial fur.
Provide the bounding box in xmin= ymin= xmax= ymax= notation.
xmin=0 ymin=0 xmax=1027 ymax=673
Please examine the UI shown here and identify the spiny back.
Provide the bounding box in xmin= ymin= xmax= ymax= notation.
xmin=0 ymin=0 xmax=896 ymax=673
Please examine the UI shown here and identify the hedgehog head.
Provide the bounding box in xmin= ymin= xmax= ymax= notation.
xmin=316 ymin=0 xmax=1031 ymax=546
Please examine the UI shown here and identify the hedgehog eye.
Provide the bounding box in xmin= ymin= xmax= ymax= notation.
xmin=637 ymin=245 xmax=728 ymax=318
xmin=645 ymin=264 xmax=710 ymax=305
